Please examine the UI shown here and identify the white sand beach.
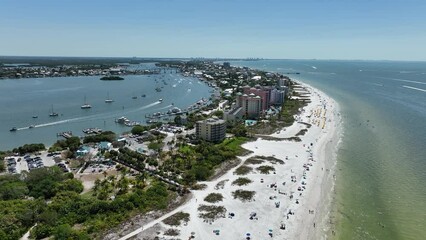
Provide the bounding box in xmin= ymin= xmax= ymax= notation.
xmin=119 ymin=83 xmax=342 ymax=240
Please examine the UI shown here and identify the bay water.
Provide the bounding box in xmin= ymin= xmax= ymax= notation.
xmin=0 ymin=63 xmax=211 ymax=150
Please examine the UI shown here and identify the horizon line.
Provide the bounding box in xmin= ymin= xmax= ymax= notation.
xmin=0 ymin=55 xmax=425 ymax=63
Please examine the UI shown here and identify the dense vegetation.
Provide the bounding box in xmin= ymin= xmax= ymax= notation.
xmin=48 ymin=136 xmax=81 ymax=153
xmin=0 ymin=151 xmax=6 ymax=172
xmin=163 ymin=212 xmax=190 ymax=226
xmin=83 ymin=131 xmax=116 ymax=144
xmin=204 ymin=193 xmax=224 ymax=203
xmin=100 ymin=76 xmax=124 ymax=80
xmin=160 ymin=137 xmax=248 ymax=185
xmin=279 ymin=96 xmax=307 ymax=126
xmin=12 ymin=143 xmax=45 ymax=155
xmin=0 ymin=166 xmax=170 ymax=240
xmin=231 ymin=177 xmax=252 ymax=186
xmin=130 ymin=123 xmax=162 ymax=135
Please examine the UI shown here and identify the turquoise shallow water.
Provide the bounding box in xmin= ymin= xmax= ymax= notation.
xmin=231 ymin=60 xmax=426 ymax=240
xmin=0 ymin=63 xmax=211 ymax=150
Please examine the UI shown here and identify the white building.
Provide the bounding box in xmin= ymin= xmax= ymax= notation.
xmin=196 ymin=117 xmax=226 ymax=142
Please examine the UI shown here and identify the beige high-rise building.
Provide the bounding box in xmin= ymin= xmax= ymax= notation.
xmin=196 ymin=117 xmax=226 ymax=142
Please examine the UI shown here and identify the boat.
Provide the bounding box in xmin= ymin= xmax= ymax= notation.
xmin=49 ymin=105 xmax=59 ymax=117
xmin=141 ymin=94 xmax=146 ymax=97
xmin=115 ymin=116 xmax=129 ymax=124
xmin=105 ymin=92 xmax=114 ymax=103
xmin=81 ymin=96 xmax=92 ymax=109
xmin=29 ymin=125 xmax=35 ymax=129
xmin=32 ymin=115 xmax=38 ymax=119
xmin=9 ymin=127 xmax=17 ymax=132
xmin=159 ymin=98 xmax=163 ymax=102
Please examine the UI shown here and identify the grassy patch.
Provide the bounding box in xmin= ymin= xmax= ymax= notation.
xmin=164 ymin=228 xmax=180 ymax=236
xmin=295 ymin=129 xmax=308 ymax=136
xmin=217 ymin=137 xmax=248 ymax=155
xmin=256 ymin=165 xmax=275 ymax=174
xmin=231 ymin=177 xmax=252 ymax=186
xmin=245 ymin=157 xmax=264 ymax=165
xmin=191 ymin=183 xmax=207 ymax=190
xmin=253 ymin=156 xmax=284 ymax=165
xmin=163 ymin=212 xmax=190 ymax=226
xmin=204 ymin=193 xmax=224 ymax=203
xmin=232 ymin=189 xmax=256 ymax=202
xmin=214 ymin=179 xmax=228 ymax=190
xmin=198 ymin=205 xmax=227 ymax=221
xmin=233 ymin=166 xmax=252 ymax=175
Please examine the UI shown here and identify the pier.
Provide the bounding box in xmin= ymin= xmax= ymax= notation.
xmin=57 ymin=131 xmax=73 ymax=139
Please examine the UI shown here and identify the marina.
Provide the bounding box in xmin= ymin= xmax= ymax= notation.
xmin=0 ymin=64 xmax=212 ymax=150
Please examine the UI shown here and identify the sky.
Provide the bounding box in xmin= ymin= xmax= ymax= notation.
xmin=0 ymin=0 xmax=425 ymax=61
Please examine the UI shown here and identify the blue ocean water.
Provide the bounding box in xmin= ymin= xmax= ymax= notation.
xmin=231 ymin=60 xmax=426 ymax=240
xmin=0 ymin=63 xmax=211 ymax=150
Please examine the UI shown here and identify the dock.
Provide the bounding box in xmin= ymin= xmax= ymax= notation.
xmin=57 ymin=131 xmax=73 ymax=139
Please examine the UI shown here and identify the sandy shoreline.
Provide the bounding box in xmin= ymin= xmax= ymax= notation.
xmin=118 ymin=82 xmax=342 ymax=240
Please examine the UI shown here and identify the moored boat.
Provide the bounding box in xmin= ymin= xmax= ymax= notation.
xmin=105 ymin=92 xmax=114 ymax=103
xmin=49 ymin=105 xmax=59 ymax=117
xmin=81 ymin=95 xmax=92 ymax=109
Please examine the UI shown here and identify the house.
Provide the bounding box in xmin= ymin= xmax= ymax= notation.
xmin=76 ymin=146 xmax=90 ymax=156
xmin=98 ymin=141 xmax=112 ymax=150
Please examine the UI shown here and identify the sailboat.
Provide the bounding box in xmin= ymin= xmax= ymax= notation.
xmin=81 ymin=95 xmax=92 ymax=109
xmin=49 ymin=105 xmax=59 ymax=117
xmin=105 ymin=92 xmax=114 ymax=103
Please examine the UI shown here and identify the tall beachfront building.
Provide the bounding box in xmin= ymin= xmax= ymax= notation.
xmin=242 ymin=85 xmax=270 ymax=111
xmin=196 ymin=117 xmax=226 ymax=142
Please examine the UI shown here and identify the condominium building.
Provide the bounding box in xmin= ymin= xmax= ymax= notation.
xmin=196 ymin=117 xmax=226 ymax=142
xmin=270 ymin=88 xmax=286 ymax=105
xmin=242 ymin=85 xmax=270 ymax=111
xmin=235 ymin=92 xmax=262 ymax=118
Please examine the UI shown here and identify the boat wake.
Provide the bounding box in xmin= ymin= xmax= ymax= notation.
xmin=156 ymin=104 xmax=174 ymax=110
xmin=402 ymin=85 xmax=426 ymax=92
xmin=376 ymin=77 xmax=426 ymax=85
xmin=16 ymin=102 xmax=161 ymax=130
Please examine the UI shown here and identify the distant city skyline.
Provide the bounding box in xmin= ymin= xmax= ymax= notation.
xmin=1 ymin=0 xmax=425 ymax=61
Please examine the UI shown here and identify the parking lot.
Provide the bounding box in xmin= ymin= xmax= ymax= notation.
xmin=5 ymin=151 xmax=65 ymax=174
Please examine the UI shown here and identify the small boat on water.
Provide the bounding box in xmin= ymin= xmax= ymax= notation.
xmin=32 ymin=115 xmax=38 ymax=119
xmin=159 ymin=98 xmax=163 ymax=102
xmin=81 ymin=95 xmax=92 ymax=109
xmin=141 ymin=94 xmax=146 ymax=97
xmin=10 ymin=127 xmax=17 ymax=132
xmin=29 ymin=125 xmax=35 ymax=129
xmin=105 ymin=92 xmax=114 ymax=103
xmin=49 ymin=105 xmax=59 ymax=117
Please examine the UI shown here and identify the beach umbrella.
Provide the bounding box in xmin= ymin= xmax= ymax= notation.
xmin=269 ymin=229 xmax=273 ymax=232
xmin=246 ymin=233 xmax=251 ymax=236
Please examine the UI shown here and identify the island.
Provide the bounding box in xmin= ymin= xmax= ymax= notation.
xmin=100 ymin=76 xmax=124 ymax=81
